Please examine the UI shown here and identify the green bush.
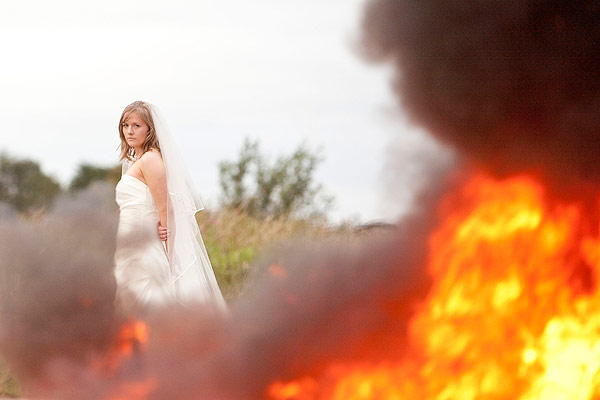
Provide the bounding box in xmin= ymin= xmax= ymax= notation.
xmin=219 ymin=139 xmax=333 ymax=219
xmin=0 ymin=153 xmax=62 ymax=215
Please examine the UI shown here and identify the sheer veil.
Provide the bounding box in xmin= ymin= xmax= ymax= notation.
xmin=123 ymin=104 xmax=227 ymax=311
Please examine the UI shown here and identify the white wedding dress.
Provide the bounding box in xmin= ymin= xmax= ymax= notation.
xmin=114 ymin=172 xmax=226 ymax=313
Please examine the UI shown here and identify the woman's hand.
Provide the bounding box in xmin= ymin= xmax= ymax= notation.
xmin=158 ymin=222 xmax=169 ymax=241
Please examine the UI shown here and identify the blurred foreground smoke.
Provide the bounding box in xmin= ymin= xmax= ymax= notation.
xmin=143 ymin=223 xmax=433 ymax=400
xmin=361 ymin=0 xmax=600 ymax=182
xmin=0 ymin=182 xmax=120 ymax=382
xmin=0 ymin=178 xmax=441 ymax=399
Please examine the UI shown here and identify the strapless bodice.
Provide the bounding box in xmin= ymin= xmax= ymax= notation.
xmin=116 ymin=174 xmax=158 ymax=211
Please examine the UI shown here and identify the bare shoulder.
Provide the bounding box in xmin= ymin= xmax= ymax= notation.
xmin=139 ymin=149 xmax=165 ymax=177
xmin=140 ymin=148 xmax=163 ymax=162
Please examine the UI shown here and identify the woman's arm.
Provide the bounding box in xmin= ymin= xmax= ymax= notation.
xmin=139 ymin=150 xmax=168 ymax=245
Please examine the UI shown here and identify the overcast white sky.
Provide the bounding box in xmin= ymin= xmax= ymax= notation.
xmin=0 ymin=0 xmax=449 ymax=222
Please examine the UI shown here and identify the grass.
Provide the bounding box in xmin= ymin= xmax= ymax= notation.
xmin=0 ymin=358 xmax=20 ymax=398
xmin=197 ymin=207 xmax=339 ymax=300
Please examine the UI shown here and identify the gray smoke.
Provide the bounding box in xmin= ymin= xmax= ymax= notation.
xmin=361 ymin=0 xmax=600 ymax=183
xmin=0 ymin=178 xmax=446 ymax=399
xmin=0 ymin=182 xmax=121 ymax=383
xmin=379 ymin=119 xmax=455 ymax=219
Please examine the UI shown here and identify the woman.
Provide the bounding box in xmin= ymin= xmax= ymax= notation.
xmin=114 ymin=101 xmax=226 ymax=313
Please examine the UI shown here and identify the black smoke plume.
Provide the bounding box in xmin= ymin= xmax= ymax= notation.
xmin=361 ymin=0 xmax=600 ymax=181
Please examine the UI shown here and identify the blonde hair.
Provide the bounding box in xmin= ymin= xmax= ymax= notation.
xmin=118 ymin=101 xmax=161 ymax=162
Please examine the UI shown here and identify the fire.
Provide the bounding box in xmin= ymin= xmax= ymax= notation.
xmin=115 ymin=320 xmax=149 ymax=357
xmin=93 ymin=319 xmax=150 ymax=374
xmin=87 ymin=319 xmax=156 ymax=400
xmin=268 ymin=174 xmax=600 ymax=399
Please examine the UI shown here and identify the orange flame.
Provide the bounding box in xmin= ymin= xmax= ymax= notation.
xmin=268 ymin=174 xmax=600 ymax=399
xmin=115 ymin=320 xmax=149 ymax=357
xmin=92 ymin=319 xmax=150 ymax=375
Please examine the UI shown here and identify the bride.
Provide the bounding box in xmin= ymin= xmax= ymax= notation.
xmin=113 ymin=101 xmax=226 ymax=313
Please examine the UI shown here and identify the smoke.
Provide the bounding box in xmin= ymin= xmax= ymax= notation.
xmin=0 ymin=203 xmax=15 ymax=220
xmin=4 ymin=2 xmax=599 ymax=397
xmin=361 ymin=0 xmax=600 ymax=181
xmin=0 ymin=182 xmax=121 ymax=382
xmin=0 ymin=178 xmax=446 ymax=399
xmin=140 ymin=228 xmax=434 ymax=400
xmin=379 ymin=114 xmax=455 ymax=219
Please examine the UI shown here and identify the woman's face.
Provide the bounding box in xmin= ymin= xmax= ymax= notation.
xmin=122 ymin=111 xmax=149 ymax=151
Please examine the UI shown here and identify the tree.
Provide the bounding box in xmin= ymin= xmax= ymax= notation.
xmin=69 ymin=164 xmax=121 ymax=192
xmin=219 ymin=139 xmax=333 ymax=218
xmin=0 ymin=153 xmax=62 ymax=214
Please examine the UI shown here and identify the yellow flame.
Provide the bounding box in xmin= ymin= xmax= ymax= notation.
xmin=266 ymin=174 xmax=600 ymax=399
